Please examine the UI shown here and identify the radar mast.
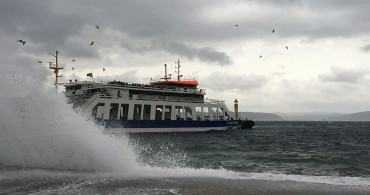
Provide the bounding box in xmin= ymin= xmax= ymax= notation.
xmin=48 ymin=50 xmax=63 ymax=88
xmin=175 ymin=59 xmax=183 ymax=81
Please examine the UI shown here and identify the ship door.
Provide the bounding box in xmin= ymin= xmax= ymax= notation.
xmin=109 ymin=103 xmax=119 ymax=120
xmin=219 ymin=108 xmax=225 ymax=120
xmin=164 ymin=105 xmax=172 ymax=120
xmin=203 ymin=107 xmax=209 ymax=121
xmin=195 ymin=107 xmax=202 ymax=120
xmin=175 ymin=106 xmax=184 ymax=120
xmin=155 ymin=105 xmax=163 ymax=120
xmin=143 ymin=105 xmax=151 ymax=120
xmin=93 ymin=103 xmax=105 ymax=119
xmin=184 ymin=106 xmax=193 ymax=120
xmin=212 ymin=107 xmax=219 ymax=120
xmin=133 ymin=104 xmax=142 ymax=120
xmin=120 ymin=104 xmax=129 ymax=120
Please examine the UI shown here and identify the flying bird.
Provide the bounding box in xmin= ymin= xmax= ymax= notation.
xmin=96 ymin=25 xmax=100 ymax=29
xmin=286 ymin=46 xmax=288 ymax=50
xmin=16 ymin=40 xmax=26 ymax=45
xmin=103 ymin=68 xmax=105 ymax=72
xmin=260 ymin=55 xmax=262 ymax=58
xmin=72 ymin=59 xmax=75 ymax=62
xmin=272 ymin=29 xmax=275 ymax=33
xmin=38 ymin=60 xmax=42 ymax=63
xmin=90 ymin=41 xmax=94 ymax=46
xmin=72 ymin=67 xmax=75 ymax=70
xmin=235 ymin=24 xmax=238 ymax=27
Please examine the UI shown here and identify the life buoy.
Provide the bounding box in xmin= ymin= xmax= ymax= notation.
xmin=121 ymin=82 xmax=125 ymax=86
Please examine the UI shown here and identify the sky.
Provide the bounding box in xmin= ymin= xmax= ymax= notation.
xmin=1 ymin=0 xmax=370 ymax=113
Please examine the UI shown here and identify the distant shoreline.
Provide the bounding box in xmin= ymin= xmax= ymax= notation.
xmin=239 ymin=111 xmax=370 ymax=121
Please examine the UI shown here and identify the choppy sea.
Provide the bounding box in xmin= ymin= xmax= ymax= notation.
xmin=0 ymin=75 xmax=370 ymax=194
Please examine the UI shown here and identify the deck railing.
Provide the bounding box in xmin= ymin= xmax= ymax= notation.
xmin=80 ymin=82 xmax=206 ymax=94
xmin=135 ymin=94 xmax=204 ymax=103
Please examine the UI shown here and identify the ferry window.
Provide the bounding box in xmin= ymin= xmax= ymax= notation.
xmin=203 ymin=107 xmax=209 ymax=120
xmin=155 ymin=105 xmax=163 ymax=121
xmin=212 ymin=107 xmax=218 ymax=120
xmin=175 ymin=106 xmax=184 ymax=120
xmin=219 ymin=108 xmax=225 ymax=120
xmin=109 ymin=103 xmax=119 ymax=120
xmin=195 ymin=107 xmax=202 ymax=120
xmin=225 ymin=111 xmax=230 ymax=121
xmin=184 ymin=106 xmax=193 ymax=120
xmin=164 ymin=105 xmax=172 ymax=120
xmin=133 ymin=104 xmax=142 ymax=120
xmin=143 ymin=105 xmax=151 ymax=120
xmin=120 ymin=104 xmax=129 ymax=120
xmin=93 ymin=103 xmax=105 ymax=119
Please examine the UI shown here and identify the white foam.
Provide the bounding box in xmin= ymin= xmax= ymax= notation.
xmin=0 ymin=69 xmax=140 ymax=173
xmin=111 ymin=166 xmax=370 ymax=186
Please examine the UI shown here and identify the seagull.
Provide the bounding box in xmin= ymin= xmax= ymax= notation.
xmin=235 ymin=24 xmax=238 ymax=27
xmin=103 ymin=68 xmax=105 ymax=72
xmin=72 ymin=67 xmax=75 ymax=70
xmin=272 ymin=29 xmax=275 ymax=33
xmin=96 ymin=25 xmax=100 ymax=29
xmin=38 ymin=60 xmax=42 ymax=63
xmin=16 ymin=40 xmax=26 ymax=45
xmin=72 ymin=59 xmax=75 ymax=62
xmin=90 ymin=41 xmax=94 ymax=46
xmin=286 ymin=46 xmax=288 ymax=50
xmin=260 ymin=55 xmax=262 ymax=58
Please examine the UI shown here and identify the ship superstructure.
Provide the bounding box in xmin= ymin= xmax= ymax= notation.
xmin=58 ymin=56 xmax=253 ymax=133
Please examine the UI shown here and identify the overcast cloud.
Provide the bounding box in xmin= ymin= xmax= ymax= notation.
xmin=1 ymin=0 xmax=370 ymax=113
xmin=318 ymin=67 xmax=370 ymax=83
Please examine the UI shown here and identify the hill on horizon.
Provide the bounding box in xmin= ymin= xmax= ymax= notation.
xmin=255 ymin=111 xmax=370 ymax=121
xmin=238 ymin=112 xmax=284 ymax=121
xmin=326 ymin=111 xmax=370 ymax=121
xmin=275 ymin=112 xmax=342 ymax=121
xmin=237 ymin=111 xmax=370 ymax=121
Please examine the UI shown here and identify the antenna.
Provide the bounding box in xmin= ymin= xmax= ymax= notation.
xmin=175 ymin=59 xmax=182 ymax=81
xmin=48 ymin=50 xmax=63 ymax=88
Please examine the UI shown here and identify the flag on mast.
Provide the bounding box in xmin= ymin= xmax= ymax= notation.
xmin=87 ymin=73 xmax=93 ymax=77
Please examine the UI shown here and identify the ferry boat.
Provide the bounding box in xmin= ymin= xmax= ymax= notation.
xmin=50 ymin=51 xmax=254 ymax=133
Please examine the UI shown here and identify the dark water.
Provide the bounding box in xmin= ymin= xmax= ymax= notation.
xmin=130 ymin=121 xmax=370 ymax=178
xmin=1 ymin=121 xmax=370 ymax=194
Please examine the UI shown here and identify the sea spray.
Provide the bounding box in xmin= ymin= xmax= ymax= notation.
xmin=128 ymin=134 xmax=189 ymax=168
xmin=0 ymin=70 xmax=139 ymax=173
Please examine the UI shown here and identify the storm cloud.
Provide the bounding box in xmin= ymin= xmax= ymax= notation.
xmin=1 ymin=0 xmax=370 ymax=113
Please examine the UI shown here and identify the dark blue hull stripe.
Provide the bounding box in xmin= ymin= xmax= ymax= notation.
xmin=97 ymin=120 xmax=242 ymax=128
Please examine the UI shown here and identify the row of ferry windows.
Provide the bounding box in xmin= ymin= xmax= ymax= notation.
xmin=92 ymin=103 xmax=230 ymax=121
